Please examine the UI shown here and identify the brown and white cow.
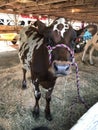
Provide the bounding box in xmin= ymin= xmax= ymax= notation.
xmin=18 ymin=17 xmax=76 ymax=121
xmin=82 ymin=31 xmax=98 ymax=64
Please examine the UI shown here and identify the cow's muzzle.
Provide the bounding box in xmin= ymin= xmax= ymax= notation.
xmin=49 ymin=61 xmax=72 ymax=77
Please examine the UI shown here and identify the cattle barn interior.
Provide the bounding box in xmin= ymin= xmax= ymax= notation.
xmin=0 ymin=0 xmax=98 ymax=23
xmin=0 ymin=0 xmax=98 ymax=33
xmin=0 ymin=0 xmax=98 ymax=130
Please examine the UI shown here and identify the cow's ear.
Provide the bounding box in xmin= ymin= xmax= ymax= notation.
xmin=34 ymin=20 xmax=46 ymax=34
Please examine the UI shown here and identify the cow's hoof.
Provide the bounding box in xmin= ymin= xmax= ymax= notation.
xmin=45 ymin=114 xmax=52 ymax=121
xmin=22 ymin=82 xmax=27 ymax=89
xmin=82 ymin=60 xmax=86 ymax=64
xmin=32 ymin=107 xmax=40 ymax=119
xmin=89 ymin=62 xmax=94 ymax=65
xmin=33 ymin=111 xmax=40 ymax=119
xmin=22 ymin=84 xmax=27 ymax=89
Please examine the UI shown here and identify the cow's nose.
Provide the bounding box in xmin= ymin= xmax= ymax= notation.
xmin=54 ymin=62 xmax=58 ymax=71
xmin=53 ymin=62 xmax=70 ymax=74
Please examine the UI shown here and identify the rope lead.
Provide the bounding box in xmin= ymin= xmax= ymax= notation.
xmin=47 ymin=44 xmax=88 ymax=109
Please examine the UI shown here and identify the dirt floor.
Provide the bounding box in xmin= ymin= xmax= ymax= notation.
xmin=0 ymin=49 xmax=98 ymax=130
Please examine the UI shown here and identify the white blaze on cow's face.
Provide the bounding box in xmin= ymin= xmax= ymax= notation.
xmin=53 ymin=18 xmax=69 ymax=38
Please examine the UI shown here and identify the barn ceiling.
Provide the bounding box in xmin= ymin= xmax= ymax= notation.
xmin=0 ymin=0 xmax=98 ymax=23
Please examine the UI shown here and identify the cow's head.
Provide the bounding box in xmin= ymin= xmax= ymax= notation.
xmin=35 ymin=18 xmax=73 ymax=45
xmin=35 ymin=18 xmax=74 ymax=77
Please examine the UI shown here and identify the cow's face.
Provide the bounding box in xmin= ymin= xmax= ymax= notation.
xmin=47 ymin=46 xmax=72 ymax=77
xmin=34 ymin=18 xmax=70 ymax=44
xmin=44 ymin=18 xmax=70 ymax=45
xmin=35 ymin=18 xmax=73 ymax=77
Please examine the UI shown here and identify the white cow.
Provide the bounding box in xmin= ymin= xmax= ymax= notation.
xmin=82 ymin=32 xmax=98 ymax=64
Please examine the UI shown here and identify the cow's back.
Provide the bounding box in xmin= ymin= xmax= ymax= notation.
xmin=18 ymin=25 xmax=44 ymax=71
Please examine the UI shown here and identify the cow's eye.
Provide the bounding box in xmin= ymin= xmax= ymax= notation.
xmin=65 ymin=25 xmax=68 ymax=28
xmin=46 ymin=38 xmax=51 ymax=43
xmin=45 ymin=38 xmax=54 ymax=47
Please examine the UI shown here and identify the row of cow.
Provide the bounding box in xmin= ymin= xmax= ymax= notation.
xmin=17 ymin=17 xmax=98 ymax=121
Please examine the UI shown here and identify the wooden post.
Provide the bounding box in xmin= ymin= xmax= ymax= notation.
xmin=70 ymin=102 xmax=98 ymax=130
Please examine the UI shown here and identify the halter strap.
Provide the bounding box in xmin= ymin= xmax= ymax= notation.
xmin=47 ymin=44 xmax=78 ymax=85
xmin=47 ymin=44 xmax=75 ymax=65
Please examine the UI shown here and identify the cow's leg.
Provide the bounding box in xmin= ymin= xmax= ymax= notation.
xmin=89 ymin=46 xmax=94 ymax=65
xmin=82 ymin=40 xmax=92 ymax=62
xmin=22 ymin=68 xmax=27 ymax=89
xmin=45 ymin=88 xmax=53 ymax=121
xmin=32 ymin=79 xmax=41 ymax=119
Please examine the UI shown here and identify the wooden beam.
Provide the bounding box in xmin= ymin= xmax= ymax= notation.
xmin=30 ymin=10 xmax=98 ymax=23
xmin=0 ymin=25 xmax=22 ymax=33
xmin=37 ymin=0 xmax=68 ymax=5
xmin=0 ymin=0 xmax=98 ymax=23
xmin=71 ymin=103 xmax=98 ymax=130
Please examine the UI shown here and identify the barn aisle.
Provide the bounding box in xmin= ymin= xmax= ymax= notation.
xmin=0 ymin=41 xmax=18 ymax=52
xmin=0 ymin=49 xmax=98 ymax=130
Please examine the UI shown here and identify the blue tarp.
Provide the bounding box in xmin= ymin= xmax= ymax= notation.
xmin=83 ymin=30 xmax=92 ymax=40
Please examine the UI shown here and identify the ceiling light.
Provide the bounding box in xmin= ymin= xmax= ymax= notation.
xmin=72 ymin=9 xmax=75 ymax=13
